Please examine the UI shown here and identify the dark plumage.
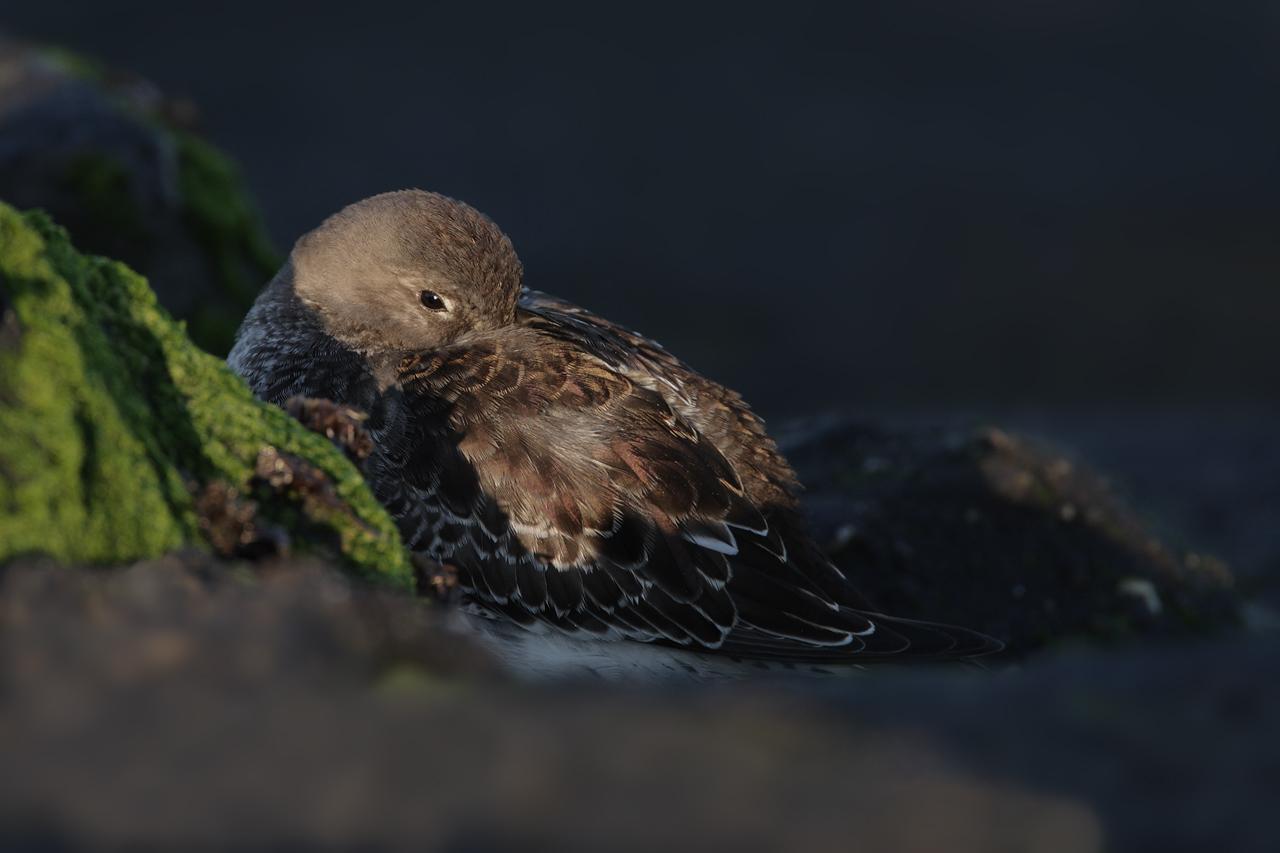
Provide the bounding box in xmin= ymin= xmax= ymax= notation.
xmin=229 ymin=190 xmax=998 ymax=676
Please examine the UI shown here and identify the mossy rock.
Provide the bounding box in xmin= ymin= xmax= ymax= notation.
xmin=0 ymin=202 xmax=412 ymax=589
xmin=173 ymin=132 xmax=281 ymax=349
xmin=0 ymin=38 xmax=279 ymax=356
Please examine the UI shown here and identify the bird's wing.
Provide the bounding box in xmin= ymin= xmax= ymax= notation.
xmin=394 ymin=329 xmax=997 ymax=661
xmin=517 ymin=289 xmax=804 ymax=512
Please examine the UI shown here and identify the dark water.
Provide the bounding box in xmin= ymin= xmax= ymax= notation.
xmin=6 ymin=1 xmax=1279 ymax=413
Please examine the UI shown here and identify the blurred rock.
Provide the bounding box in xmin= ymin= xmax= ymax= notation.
xmin=0 ymin=553 xmax=497 ymax=695
xmin=782 ymin=418 xmax=1241 ymax=653
xmin=0 ymin=554 xmax=1102 ymax=852
xmin=1008 ymin=411 xmax=1280 ymax=610
xmin=0 ymin=36 xmax=277 ymax=355
xmin=1 ymin=551 xmax=1276 ymax=851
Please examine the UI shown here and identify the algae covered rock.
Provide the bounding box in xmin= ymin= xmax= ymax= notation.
xmin=0 ymin=202 xmax=411 ymax=588
xmin=784 ymin=419 xmax=1241 ymax=653
xmin=0 ymin=36 xmax=278 ymax=355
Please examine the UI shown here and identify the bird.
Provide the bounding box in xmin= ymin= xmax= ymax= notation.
xmin=228 ymin=190 xmax=1000 ymax=679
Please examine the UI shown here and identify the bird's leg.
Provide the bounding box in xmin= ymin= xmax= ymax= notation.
xmin=282 ymin=396 xmax=375 ymax=463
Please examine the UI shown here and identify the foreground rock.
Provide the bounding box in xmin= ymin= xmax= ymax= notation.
xmin=0 ymin=553 xmax=1275 ymax=852
xmin=0 ymin=36 xmax=277 ymax=354
xmin=785 ymin=419 xmax=1241 ymax=653
xmin=0 ymin=202 xmax=409 ymax=586
xmin=0 ymin=553 xmax=495 ymax=693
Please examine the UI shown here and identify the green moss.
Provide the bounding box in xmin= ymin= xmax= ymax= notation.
xmin=174 ymin=132 xmax=281 ymax=353
xmin=38 ymin=46 xmax=109 ymax=84
xmin=0 ymin=203 xmax=412 ymax=589
xmin=60 ymin=152 xmax=150 ymax=251
xmin=32 ymin=44 xmax=280 ymax=357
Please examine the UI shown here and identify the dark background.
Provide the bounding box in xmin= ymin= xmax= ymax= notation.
xmin=6 ymin=0 xmax=1279 ymax=415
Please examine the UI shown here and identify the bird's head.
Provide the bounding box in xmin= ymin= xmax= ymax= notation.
xmin=282 ymin=189 xmax=523 ymax=356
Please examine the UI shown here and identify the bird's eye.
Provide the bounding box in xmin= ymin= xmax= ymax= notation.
xmin=419 ymin=290 xmax=447 ymax=311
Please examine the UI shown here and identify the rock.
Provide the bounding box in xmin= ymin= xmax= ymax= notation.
xmin=782 ymin=418 xmax=1241 ymax=652
xmin=0 ymin=36 xmax=278 ymax=355
xmin=0 ymin=202 xmax=410 ymax=587
xmin=0 ymin=553 xmax=496 ymax=692
xmin=0 ymin=551 xmax=1276 ymax=851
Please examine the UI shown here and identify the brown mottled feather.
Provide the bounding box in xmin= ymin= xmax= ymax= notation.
xmin=519 ymin=291 xmax=799 ymax=511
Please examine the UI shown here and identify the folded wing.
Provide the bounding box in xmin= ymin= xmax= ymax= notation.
xmin=386 ymin=320 xmax=999 ymax=662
